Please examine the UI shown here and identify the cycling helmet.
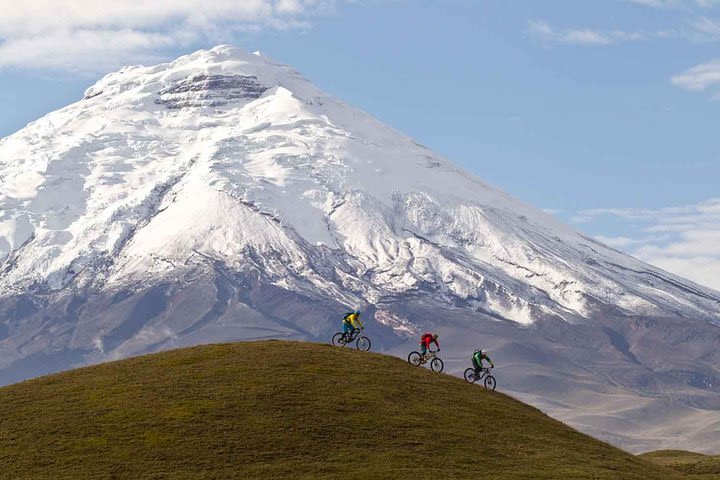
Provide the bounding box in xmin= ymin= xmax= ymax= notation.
xmin=353 ymin=309 xmax=361 ymax=315
xmin=480 ymin=349 xmax=487 ymax=355
xmin=432 ymin=333 xmax=439 ymax=340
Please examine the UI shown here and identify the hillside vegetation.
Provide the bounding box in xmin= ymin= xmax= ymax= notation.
xmin=0 ymin=340 xmax=685 ymax=479
xmin=641 ymin=450 xmax=720 ymax=479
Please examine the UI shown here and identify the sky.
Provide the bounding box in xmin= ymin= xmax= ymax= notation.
xmin=1 ymin=0 xmax=719 ymax=289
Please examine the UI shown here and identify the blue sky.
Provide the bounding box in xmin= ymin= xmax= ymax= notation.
xmin=1 ymin=0 xmax=719 ymax=288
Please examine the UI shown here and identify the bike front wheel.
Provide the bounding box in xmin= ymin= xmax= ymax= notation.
xmin=484 ymin=375 xmax=497 ymax=391
xmin=356 ymin=336 xmax=371 ymax=351
xmin=430 ymin=357 xmax=444 ymax=372
xmin=464 ymin=368 xmax=477 ymax=383
xmin=408 ymin=351 xmax=422 ymax=366
xmin=331 ymin=333 xmax=346 ymax=347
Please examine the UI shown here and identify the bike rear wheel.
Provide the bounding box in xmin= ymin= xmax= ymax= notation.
xmin=331 ymin=333 xmax=346 ymax=347
xmin=408 ymin=351 xmax=422 ymax=366
xmin=430 ymin=357 xmax=444 ymax=372
xmin=464 ymin=368 xmax=477 ymax=383
xmin=484 ymin=375 xmax=497 ymax=391
xmin=356 ymin=336 xmax=371 ymax=351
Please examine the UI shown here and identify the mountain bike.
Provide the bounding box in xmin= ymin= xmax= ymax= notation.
xmin=331 ymin=328 xmax=371 ymax=351
xmin=464 ymin=366 xmax=496 ymax=391
xmin=407 ymin=349 xmax=444 ymax=372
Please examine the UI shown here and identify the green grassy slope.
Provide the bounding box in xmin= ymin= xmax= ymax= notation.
xmin=0 ymin=340 xmax=686 ymax=480
xmin=641 ymin=450 xmax=720 ymax=479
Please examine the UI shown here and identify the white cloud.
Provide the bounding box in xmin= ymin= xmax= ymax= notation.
xmin=637 ymin=256 xmax=720 ymax=289
xmin=672 ymin=59 xmax=720 ymax=97
xmin=530 ymin=16 xmax=720 ymax=48
xmin=593 ymin=235 xmax=641 ymax=248
xmin=627 ymin=0 xmax=681 ymax=7
xmin=627 ymin=0 xmax=720 ymax=7
xmin=0 ymin=0 xmax=336 ymax=72
xmin=574 ymin=198 xmax=720 ymax=290
xmin=529 ymin=21 xmax=644 ymax=45
xmin=0 ymin=29 xmax=186 ymax=72
xmin=691 ymin=16 xmax=720 ymax=37
xmin=625 ymin=0 xmax=720 ymax=99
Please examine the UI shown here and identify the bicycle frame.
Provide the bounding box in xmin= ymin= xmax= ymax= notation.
xmin=419 ymin=350 xmax=439 ymax=364
xmin=343 ymin=330 xmax=361 ymax=343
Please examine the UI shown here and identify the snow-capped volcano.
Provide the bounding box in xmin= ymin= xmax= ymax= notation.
xmin=2 ymin=45 xmax=720 ymax=452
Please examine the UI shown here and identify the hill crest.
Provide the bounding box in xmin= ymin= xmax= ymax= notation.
xmin=0 ymin=340 xmax=684 ymax=479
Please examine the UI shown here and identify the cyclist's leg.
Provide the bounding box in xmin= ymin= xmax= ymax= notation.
xmin=420 ymin=344 xmax=427 ymax=357
xmin=342 ymin=322 xmax=352 ymax=338
xmin=472 ymin=357 xmax=480 ymax=374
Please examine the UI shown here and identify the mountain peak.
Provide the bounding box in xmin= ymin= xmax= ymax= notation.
xmin=82 ymin=45 xmax=305 ymax=104
xmin=179 ymin=44 xmax=268 ymax=65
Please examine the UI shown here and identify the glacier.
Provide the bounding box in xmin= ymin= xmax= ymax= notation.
xmin=1 ymin=45 xmax=720 ymax=452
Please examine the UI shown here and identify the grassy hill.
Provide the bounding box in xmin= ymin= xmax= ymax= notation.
xmin=0 ymin=340 xmax=686 ymax=479
xmin=641 ymin=450 xmax=720 ymax=479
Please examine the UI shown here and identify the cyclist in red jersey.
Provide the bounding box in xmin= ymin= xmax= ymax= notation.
xmin=419 ymin=333 xmax=439 ymax=358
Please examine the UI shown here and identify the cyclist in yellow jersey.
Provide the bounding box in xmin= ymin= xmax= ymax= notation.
xmin=341 ymin=309 xmax=364 ymax=340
